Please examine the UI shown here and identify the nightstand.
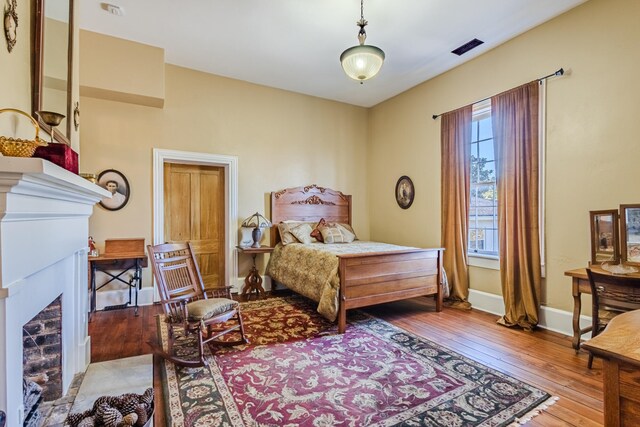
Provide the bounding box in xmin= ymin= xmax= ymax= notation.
xmin=236 ymin=246 xmax=274 ymax=300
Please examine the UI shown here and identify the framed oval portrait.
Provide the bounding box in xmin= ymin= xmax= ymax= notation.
xmin=97 ymin=169 xmax=130 ymax=211
xmin=395 ymin=175 xmax=414 ymax=209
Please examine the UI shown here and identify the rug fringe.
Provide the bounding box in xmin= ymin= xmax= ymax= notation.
xmin=510 ymin=396 xmax=559 ymax=426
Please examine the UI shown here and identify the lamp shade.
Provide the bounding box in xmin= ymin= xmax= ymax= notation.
xmin=340 ymin=44 xmax=385 ymax=82
xmin=241 ymin=212 xmax=271 ymax=229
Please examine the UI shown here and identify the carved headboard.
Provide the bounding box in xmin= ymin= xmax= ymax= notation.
xmin=270 ymin=185 xmax=352 ymax=247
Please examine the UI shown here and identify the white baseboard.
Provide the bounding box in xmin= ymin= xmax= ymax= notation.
xmin=96 ymin=287 xmax=156 ymax=311
xmin=83 ymin=335 xmax=91 ymax=367
xmin=468 ymin=289 xmax=591 ymax=339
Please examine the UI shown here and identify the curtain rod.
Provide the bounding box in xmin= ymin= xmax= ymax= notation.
xmin=431 ymin=68 xmax=564 ymax=120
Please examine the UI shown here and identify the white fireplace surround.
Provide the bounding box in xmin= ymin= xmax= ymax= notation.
xmin=0 ymin=158 xmax=109 ymax=426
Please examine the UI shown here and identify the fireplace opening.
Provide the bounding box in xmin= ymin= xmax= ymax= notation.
xmin=22 ymin=295 xmax=62 ymax=426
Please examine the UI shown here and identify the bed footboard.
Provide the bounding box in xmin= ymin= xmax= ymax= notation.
xmin=337 ymin=248 xmax=443 ymax=333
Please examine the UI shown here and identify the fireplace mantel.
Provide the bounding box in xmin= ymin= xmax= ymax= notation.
xmin=0 ymin=158 xmax=109 ymax=426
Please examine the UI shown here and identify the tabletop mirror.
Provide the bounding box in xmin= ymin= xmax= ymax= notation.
xmin=589 ymin=209 xmax=620 ymax=265
xmin=32 ymin=0 xmax=74 ymax=145
xmin=620 ymin=204 xmax=640 ymax=266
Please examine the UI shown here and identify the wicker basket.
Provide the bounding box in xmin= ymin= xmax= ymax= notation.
xmin=0 ymin=108 xmax=48 ymax=157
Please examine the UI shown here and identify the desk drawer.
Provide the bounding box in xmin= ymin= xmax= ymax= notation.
xmin=91 ymin=258 xmax=148 ymax=269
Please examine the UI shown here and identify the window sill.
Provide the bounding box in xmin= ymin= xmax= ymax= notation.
xmin=468 ymin=254 xmax=500 ymax=270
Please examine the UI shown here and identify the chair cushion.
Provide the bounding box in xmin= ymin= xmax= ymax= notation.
xmin=187 ymin=298 xmax=238 ymax=321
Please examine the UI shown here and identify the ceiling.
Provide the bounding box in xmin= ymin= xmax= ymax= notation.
xmin=79 ymin=0 xmax=587 ymax=108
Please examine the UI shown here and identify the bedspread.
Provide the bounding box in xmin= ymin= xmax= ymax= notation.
xmin=265 ymin=241 xmax=413 ymax=321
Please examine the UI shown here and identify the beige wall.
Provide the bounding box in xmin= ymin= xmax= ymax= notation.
xmin=0 ymin=0 xmax=33 ymax=138
xmin=80 ymin=64 xmax=369 ymax=283
xmin=0 ymin=1 xmax=80 ymax=150
xmin=80 ymin=30 xmax=165 ymax=108
xmin=369 ymin=0 xmax=640 ymax=313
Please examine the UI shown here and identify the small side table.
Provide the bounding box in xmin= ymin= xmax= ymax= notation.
xmin=236 ymin=246 xmax=273 ymax=300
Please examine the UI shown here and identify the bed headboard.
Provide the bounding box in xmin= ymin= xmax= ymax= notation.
xmin=270 ymin=185 xmax=352 ymax=247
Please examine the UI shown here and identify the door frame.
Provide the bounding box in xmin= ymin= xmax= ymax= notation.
xmin=152 ymin=148 xmax=238 ymax=300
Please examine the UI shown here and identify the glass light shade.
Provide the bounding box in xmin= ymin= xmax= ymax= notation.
xmin=340 ymin=44 xmax=385 ymax=82
xmin=241 ymin=212 xmax=271 ymax=229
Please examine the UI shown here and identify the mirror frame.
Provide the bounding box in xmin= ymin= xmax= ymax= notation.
xmin=32 ymin=0 xmax=74 ymax=145
xmin=620 ymin=204 xmax=640 ymax=266
xmin=589 ymin=209 xmax=620 ymax=265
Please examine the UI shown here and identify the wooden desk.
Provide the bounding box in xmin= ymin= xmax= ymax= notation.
xmin=565 ymin=267 xmax=640 ymax=351
xmin=582 ymin=310 xmax=640 ymax=426
xmin=89 ymin=251 xmax=148 ymax=317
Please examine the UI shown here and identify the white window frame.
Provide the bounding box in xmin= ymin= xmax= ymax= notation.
xmin=468 ymin=99 xmax=499 ymax=268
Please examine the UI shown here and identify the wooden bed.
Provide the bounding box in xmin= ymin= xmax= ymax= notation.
xmin=269 ymin=185 xmax=443 ymax=333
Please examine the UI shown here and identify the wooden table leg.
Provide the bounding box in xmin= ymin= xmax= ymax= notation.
xmin=572 ymin=276 xmax=593 ymax=352
xmin=572 ymin=277 xmax=582 ymax=352
xmin=602 ymin=360 xmax=621 ymax=427
xmin=240 ymin=254 xmax=266 ymax=300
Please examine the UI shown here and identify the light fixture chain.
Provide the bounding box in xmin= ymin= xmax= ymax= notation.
xmin=357 ymin=0 xmax=368 ymax=44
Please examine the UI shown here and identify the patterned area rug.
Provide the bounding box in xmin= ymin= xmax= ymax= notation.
xmin=159 ymin=296 xmax=556 ymax=426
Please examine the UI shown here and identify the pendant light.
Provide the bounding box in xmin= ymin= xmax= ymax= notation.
xmin=340 ymin=0 xmax=385 ymax=83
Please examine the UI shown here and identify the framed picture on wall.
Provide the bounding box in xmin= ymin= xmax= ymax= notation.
xmin=98 ymin=169 xmax=130 ymax=211
xmin=395 ymin=175 xmax=415 ymax=209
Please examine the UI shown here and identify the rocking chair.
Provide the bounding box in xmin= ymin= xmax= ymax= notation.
xmin=147 ymin=242 xmax=248 ymax=367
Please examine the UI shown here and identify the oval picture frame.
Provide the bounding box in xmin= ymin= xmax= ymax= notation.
xmin=395 ymin=175 xmax=414 ymax=209
xmin=97 ymin=169 xmax=130 ymax=211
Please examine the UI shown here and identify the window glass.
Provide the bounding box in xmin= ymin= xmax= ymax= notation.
xmin=468 ymin=102 xmax=498 ymax=257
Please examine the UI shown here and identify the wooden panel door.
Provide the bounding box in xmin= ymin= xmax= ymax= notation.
xmin=164 ymin=163 xmax=225 ymax=290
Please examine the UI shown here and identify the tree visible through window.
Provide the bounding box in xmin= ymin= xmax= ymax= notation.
xmin=469 ymin=100 xmax=498 ymax=257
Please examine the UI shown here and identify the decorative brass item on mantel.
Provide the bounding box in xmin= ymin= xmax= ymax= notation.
xmin=35 ymin=110 xmax=66 ymax=144
xmin=0 ymin=108 xmax=48 ymax=157
xmin=80 ymin=173 xmax=97 ymax=184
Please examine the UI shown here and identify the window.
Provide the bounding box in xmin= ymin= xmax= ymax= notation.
xmin=468 ymin=100 xmax=498 ymax=257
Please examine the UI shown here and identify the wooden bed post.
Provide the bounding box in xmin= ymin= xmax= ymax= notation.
xmin=338 ymin=257 xmax=347 ymax=333
xmin=435 ymin=249 xmax=444 ymax=312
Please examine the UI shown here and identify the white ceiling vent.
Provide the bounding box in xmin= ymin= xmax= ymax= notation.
xmin=100 ymin=3 xmax=125 ymax=17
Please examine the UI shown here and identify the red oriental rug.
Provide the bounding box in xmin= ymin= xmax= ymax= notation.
xmin=158 ymin=296 xmax=556 ymax=426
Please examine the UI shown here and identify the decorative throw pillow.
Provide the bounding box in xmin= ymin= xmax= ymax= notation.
xmin=290 ymin=223 xmax=314 ymax=244
xmin=277 ymin=222 xmax=299 ymax=245
xmin=335 ymin=223 xmax=357 ymax=242
xmin=310 ymin=218 xmax=326 ymax=243
xmin=319 ymin=224 xmax=356 ymax=244
xmin=278 ymin=221 xmax=319 ymax=244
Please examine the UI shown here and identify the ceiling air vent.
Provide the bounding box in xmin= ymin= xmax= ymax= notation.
xmin=100 ymin=3 xmax=125 ymax=16
xmin=451 ymin=38 xmax=484 ymax=56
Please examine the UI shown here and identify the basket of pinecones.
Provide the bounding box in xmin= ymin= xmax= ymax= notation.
xmin=64 ymin=388 xmax=153 ymax=427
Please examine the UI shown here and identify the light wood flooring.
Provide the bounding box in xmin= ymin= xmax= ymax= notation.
xmin=89 ymin=295 xmax=604 ymax=426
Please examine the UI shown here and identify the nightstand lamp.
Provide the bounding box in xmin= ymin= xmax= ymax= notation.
xmin=241 ymin=212 xmax=271 ymax=248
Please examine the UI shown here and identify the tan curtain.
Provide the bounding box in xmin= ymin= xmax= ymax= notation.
xmin=441 ymin=106 xmax=472 ymax=309
xmin=491 ymin=82 xmax=541 ymax=330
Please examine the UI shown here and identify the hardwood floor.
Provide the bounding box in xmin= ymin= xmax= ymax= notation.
xmin=89 ymin=296 xmax=604 ymax=426
xmin=366 ymin=298 xmax=604 ymax=426
xmin=89 ymin=304 xmax=166 ymax=425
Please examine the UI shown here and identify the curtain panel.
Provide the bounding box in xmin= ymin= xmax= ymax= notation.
xmin=491 ymin=81 xmax=541 ymax=330
xmin=440 ymin=106 xmax=473 ymax=309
